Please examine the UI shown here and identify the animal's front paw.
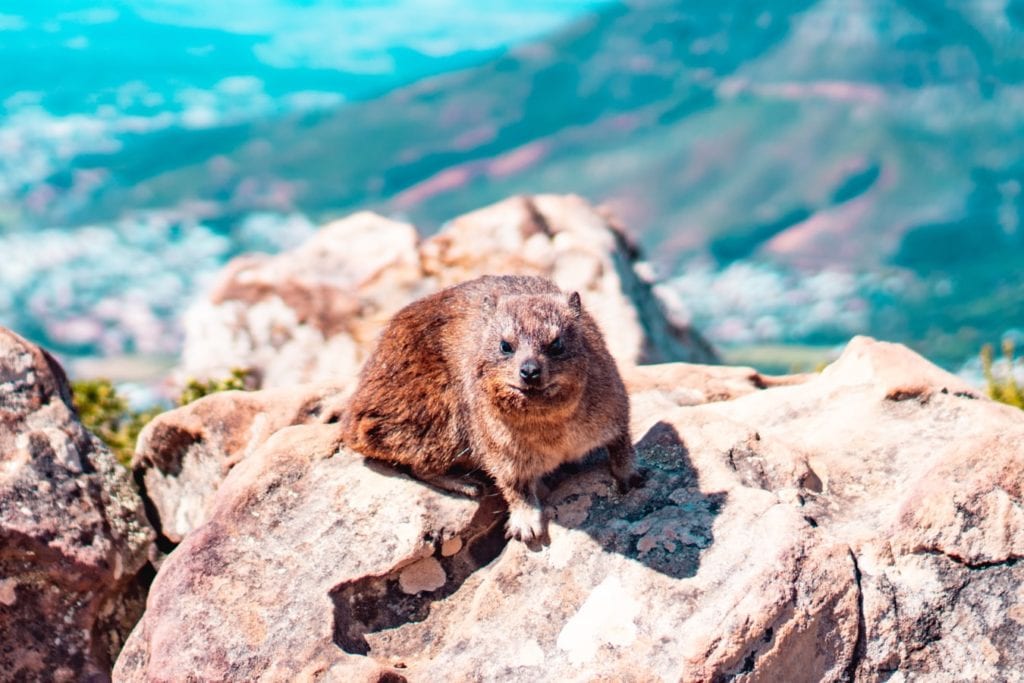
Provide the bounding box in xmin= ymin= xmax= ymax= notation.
xmin=612 ymin=466 xmax=648 ymax=494
xmin=505 ymin=504 xmax=547 ymax=545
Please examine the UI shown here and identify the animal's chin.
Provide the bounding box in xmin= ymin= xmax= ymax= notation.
xmin=492 ymin=380 xmax=579 ymax=417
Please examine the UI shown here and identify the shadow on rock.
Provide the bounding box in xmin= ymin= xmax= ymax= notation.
xmin=545 ymin=420 xmax=725 ymax=580
xmin=330 ymin=490 xmax=507 ymax=655
xmin=329 ymin=420 xmax=721 ymax=660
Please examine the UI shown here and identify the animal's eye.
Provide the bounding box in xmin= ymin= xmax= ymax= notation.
xmin=499 ymin=340 xmax=514 ymax=355
xmin=548 ymin=337 xmax=564 ymax=356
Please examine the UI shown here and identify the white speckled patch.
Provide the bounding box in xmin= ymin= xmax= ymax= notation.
xmin=514 ymin=638 xmax=545 ymax=667
xmin=556 ymin=575 xmax=639 ymax=664
xmin=546 ymin=529 xmax=575 ymax=569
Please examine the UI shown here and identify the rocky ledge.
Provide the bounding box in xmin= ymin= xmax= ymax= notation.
xmin=117 ymin=335 xmax=1022 ymax=681
xmin=2 ymin=196 xmax=1023 ymax=682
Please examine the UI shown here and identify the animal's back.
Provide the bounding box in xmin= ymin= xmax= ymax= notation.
xmin=342 ymin=284 xmax=470 ymax=474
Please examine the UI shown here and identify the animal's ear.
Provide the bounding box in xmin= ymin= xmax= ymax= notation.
xmin=567 ymin=291 xmax=582 ymax=316
xmin=482 ymin=294 xmax=496 ymax=315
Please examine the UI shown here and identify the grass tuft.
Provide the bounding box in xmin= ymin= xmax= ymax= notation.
xmin=981 ymin=341 xmax=1023 ymax=410
xmin=72 ymin=368 xmax=254 ymax=467
xmin=177 ymin=368 xmax=252 ymax=406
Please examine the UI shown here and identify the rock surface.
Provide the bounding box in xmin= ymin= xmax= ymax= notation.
xmin=132 ymin=382 xmax=349 ymax=546
xmin=115 ymin=424 xmax=504 ymax=682
xmin=0 ymin=329 xmax=154 ymax=681
xmin=118 ymin=336 xmax=1024 ymax=681
xmin=180 ymin=194 xmax=716 ymax=388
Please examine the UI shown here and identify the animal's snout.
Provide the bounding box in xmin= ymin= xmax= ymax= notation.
xmin=519 ymin=359 xmax=542 ymax=384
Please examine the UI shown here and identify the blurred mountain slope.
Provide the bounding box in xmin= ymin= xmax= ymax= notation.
xmin=49 ymin=0 xmax=1021 ymax=258
xmin=12 ymin=0 xmax=1024 ymax=366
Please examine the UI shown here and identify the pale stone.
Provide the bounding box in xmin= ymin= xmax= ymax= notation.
xmin=440 ymin=536 xmax=463 ymax=557
xmin=178 ymin=195 xmax=716 ymax=390
xmin=0 ymin=579 xmax=17 ymax=606
xmin=398 ymin=557 xmax=447 ymax=595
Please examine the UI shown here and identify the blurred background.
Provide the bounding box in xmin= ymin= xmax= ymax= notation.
xmin=1 ymin=0 xmax=1022 ymax=380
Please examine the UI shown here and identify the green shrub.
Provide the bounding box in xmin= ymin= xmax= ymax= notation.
xmin=981 ymin=341 xmax=1023 ymax=410
xmin=177 ymin=368 xmax=252 ymax=406
xmin=71 ymin=368 xmax=253 ymax=467
xmin=71 ymin=379 xmax=162 ymax=467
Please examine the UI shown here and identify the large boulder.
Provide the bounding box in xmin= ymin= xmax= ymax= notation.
xmin=116 ymin=336 xmax=1024 ymax=680
xmin=180 ymin=194 xmax=716 ymax=388
xmin=0 ymin=329 xmax=154 ymax=681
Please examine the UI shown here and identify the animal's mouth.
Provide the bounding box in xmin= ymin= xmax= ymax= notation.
xmin=508 ymin=383 xmax=552 ymax=395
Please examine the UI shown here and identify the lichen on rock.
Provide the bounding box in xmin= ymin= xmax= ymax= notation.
xmin=0 ymin=329 xmax=155 ymax=681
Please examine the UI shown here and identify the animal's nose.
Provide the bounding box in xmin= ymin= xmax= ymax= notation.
xmin=519 ymin=359 xmax=542 ymax=383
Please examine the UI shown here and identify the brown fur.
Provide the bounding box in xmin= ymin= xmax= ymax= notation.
xmin=343 ymin=275 xmax=644 ymax=543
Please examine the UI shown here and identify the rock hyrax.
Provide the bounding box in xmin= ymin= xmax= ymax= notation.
xmin=343 ymin=274 xmax=644 ymax=543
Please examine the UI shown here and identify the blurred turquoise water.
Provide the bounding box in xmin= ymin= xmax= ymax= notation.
xmin=0 ymin=1 xmax=611 ymax=109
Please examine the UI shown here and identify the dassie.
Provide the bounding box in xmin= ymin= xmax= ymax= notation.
xmin=343 ymin=274 xmax=644 ymax=543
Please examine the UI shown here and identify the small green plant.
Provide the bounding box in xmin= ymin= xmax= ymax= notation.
xmin=981 ymin=340 xmax=1023 ymax=410
xmin=71 ymin=379 xmax=163 ymax=467
xmin=72 ymin=368 xmax=254 ymax=467
xmin=177 ymin=368 xmax=252 ymax=406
